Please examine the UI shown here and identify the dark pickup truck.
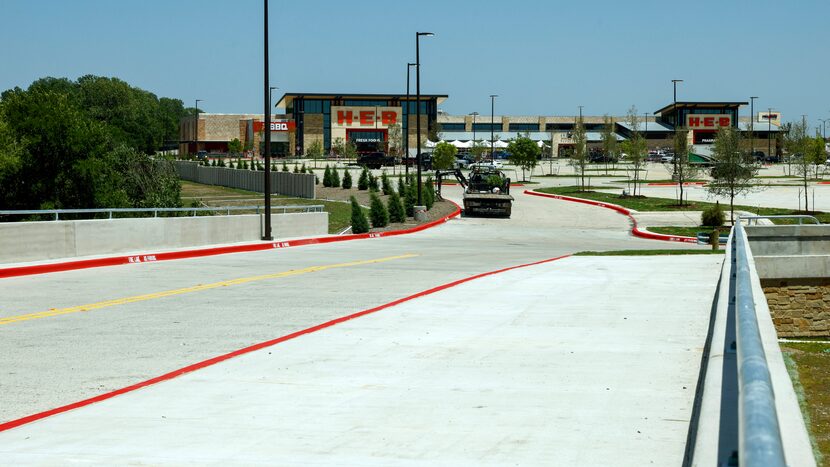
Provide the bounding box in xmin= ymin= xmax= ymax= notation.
xmin=357 ymin=152 xmax=396 ymax=169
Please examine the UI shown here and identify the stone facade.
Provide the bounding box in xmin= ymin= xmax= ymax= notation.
xmin=763 ymin=280 xmax=830 ymax=337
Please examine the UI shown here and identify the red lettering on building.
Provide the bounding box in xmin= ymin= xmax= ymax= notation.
xmin=337 ymin=110 xmax=353 ymax=125
xmin=719 ymin=117 xmax=730 ymax=127
xmin=359 ymin=111 xmax=374 ymax=126
xmin=381 ymin=111 xmax=397 ymax=125
xmin=704 ymin=117 xmax=715 ymax=127
xmin=688 ymin=116 xmax=701 ymax=127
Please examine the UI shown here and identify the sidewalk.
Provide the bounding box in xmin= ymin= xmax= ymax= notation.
xmin=0 ymin=255 xmax=723 ymax=465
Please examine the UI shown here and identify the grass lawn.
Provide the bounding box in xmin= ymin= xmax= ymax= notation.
xmin=536 ymin=186 xmax=828 ymax=224
xmin=611 ymin=179 xmax=706 ymax=184
xmin=647 ymin=226 xmax=726 ymax=237
xmin=780 ymin=341 xmax=830 ymax=465
xmin=573 ymin=249 xmax=724 ymax=256
xmin=180 ymin=181 xmax=361 ymax=234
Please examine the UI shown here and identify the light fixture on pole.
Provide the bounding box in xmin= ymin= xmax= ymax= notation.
xmin=470 ymin=112 xmax=479 ymax=158
xmin=671 ymin=79 xmax=683 ymax=173
xmin=415 ymin=31 xmax=434 ymax=206
xmin=490 ymin=95 xmax=498 ymax=162
xmin=194 ymin=99 xmax=202 ymax=157
xmin=750 ymin=96 xmax=758 ymax=158
xmin=405 ymin=62 xmax=416 ymax=177
xmin=768 ymin=107 xmax=773 ymax=161
xmin=262 ymin=0 xmax=273 ymax=241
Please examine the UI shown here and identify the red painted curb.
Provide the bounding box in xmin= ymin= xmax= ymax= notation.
xmin=0 ymin=204 xmax=462 ymax=279
xmin=818 ymin=181 xmax=830 ymax=185
xmin=0 ymin=253 xmax=569 ymax=433
xmin=524 ymin=190 xmax=698 ymax=244
xmin=647 ymin=182 xmax=706 ymax=186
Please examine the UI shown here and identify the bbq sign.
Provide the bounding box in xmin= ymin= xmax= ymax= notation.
xmin=686 ymin=114 xmax=732 ymax=129
xmin=332 ymin=106 xmax=401 ymax=129
xmin=253 ymin=120 xmax=295 ymax=132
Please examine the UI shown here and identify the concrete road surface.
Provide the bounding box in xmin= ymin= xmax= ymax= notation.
xmin=0 ymin=187 xmax=721 ymax=464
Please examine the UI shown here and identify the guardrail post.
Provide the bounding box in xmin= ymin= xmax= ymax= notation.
xmin=54 ymin=212 xmax=59 ymax=221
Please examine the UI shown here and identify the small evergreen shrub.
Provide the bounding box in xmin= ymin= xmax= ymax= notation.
xmin=701 ymin=201 xmax=725 ymax=227
xmin=323 ymin=166 xmax=332 ymax=187
xmin=293 ymin=164 xmax=299 ymax=173
xmin=404 ymin=179 xmax=417 ymax=216
xmin=381 ymin=172 xmax=392 ymax=195
xmin=388 ymin=191 xmax=405 ymax=223
xmin=369 ymin=193 xmax=389 ymax=228
xmin=350 ymin=196 xmax=369 ymax=234
xmin=424 ymin=177 xmax=435 ymax=210
xmin=331 ymin=168 xmax=341 ymax=187
xmin=300 ymin=163 xmax=307 ymax=173
xmin=282 ymin=161 xmax=289 ymax=172
xmin=342 ymin=169 xmax=353 ymax=189
xmin=397 ymin=177 xmax=406 ymax=197
xmin=358 ymin=168 xmax=369 ymax=190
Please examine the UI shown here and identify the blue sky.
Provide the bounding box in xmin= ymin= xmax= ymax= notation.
xmin=1 ymin=0 xmax=827 ymax=127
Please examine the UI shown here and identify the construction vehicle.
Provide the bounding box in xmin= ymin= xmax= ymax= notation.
xmin=436 ymin=166 xmax=513 ymax=218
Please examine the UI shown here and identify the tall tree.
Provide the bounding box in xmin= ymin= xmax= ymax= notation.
xmin=507 ymin=133 xmax=540 ymax=181
xmin=600 ymin=115 xmax=618 ymax=175
xmin=670 ymin=128 xmax=699 ymax=206
xmin=569 ymin=116 xmax=589 ymax=191
xmin=306 ymin=139 xmax=323 ymax=168
xmin=432 ymin=141 xmax=457 ymax=170
xmin=620 ymin=106 xmax=647 ymax=196
xmin=708 ymin=126 xmax=757 ymax=223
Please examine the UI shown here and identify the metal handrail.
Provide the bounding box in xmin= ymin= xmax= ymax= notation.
xmin=742 ymin=215 xmax=820 ymax=225
xmin=733 ymin=218 xmax=786 ymax=466
xmin=0 ymin=205 xmax=324 ymax=221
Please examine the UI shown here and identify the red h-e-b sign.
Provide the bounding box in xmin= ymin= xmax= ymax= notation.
xmin=336 ymin=109 xmax=398 ymax=126
xmin=686 ymin=114 xmax=731 ymax=129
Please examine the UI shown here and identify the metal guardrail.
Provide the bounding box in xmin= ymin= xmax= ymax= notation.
xmin=0 ymin=205 xmax=324 ymax=221
xmin=742 ymin=214 xmax=821 ymax=225
xmin=733 ymin=217 xmax=787 ymax=466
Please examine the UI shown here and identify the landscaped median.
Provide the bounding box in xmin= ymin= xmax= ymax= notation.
xmin=525 ymin=189 xmax=699 ymax=244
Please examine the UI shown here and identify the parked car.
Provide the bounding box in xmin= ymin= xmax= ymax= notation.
xmin=751 ymin=151 xmax=766 ymax=162
xmin=196 ymin=150 xmax=208 ymax=161
xmin=589 ymin=152 xmax=618 ymax=163
xmin=455 ymin=154 xmax=475 ymax=169
xmin=468 ymin=161 xmax=504 ymax=170
xmin=404 ymin=152 xmax=433 ymax=169
xmin=660 ymin=153 xmax=675 ymax=163
xmin=357 ymin=152 xmax=396 ymax=169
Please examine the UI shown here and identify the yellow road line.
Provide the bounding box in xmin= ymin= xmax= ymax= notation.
xmin=0 ymin=254 xmax=417 ymax=326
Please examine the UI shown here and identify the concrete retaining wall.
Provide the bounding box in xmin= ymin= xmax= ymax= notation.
xmin=174 ymin=161 xmax=315 ymax=198
xmin=0 ymin=212 xmax=328 ymax=264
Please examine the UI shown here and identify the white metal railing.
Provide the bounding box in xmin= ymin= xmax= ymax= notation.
xmin=0 ymin=205 xmax=323 ymax=221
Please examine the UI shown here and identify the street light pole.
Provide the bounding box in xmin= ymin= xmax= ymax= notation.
xmin=194 ymin=99 xmax=202 ymax=157
xmin=671 ymin=79 xmax=682 ymax=175
xmin=768 ymin=107 xmax=773 ymax=161
xmin=470 ymin=112 xmax=478 ymax=159
xmin=262 ymin=0 xmax=273 ymax=241
xmin=750 ymin=96 xmax=758 ymax=158
xmin=405 ymin=62 xmax=416 ymax=177
xmin=490 ymin=95 xmax=498 ymax=162
xmin=415 ymin=31 xmax=434 ymax=206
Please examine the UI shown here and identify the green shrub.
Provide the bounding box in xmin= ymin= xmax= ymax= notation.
xmin=368 ymin=173 xmax=379 ymax=192
xmin=211 ymin=158 xmax=217 ymax=167
xmin=397 ymin=177 xmax=406 ymax=197
xmin=282 ymin=161 xmax=289 ymax=172
xmin=404 ymin=178 xmax=417 ymax=216
xmin=350 ymin=196 xmax=369 ymax=234
xmin=369 ymin=193 xmax=389 ymax=228
xmin=217 ymin=158 xmax=226 ymax=168
xmin=323 ymin=166 xmax=332 ymax=187
xmin=300 ymin=163 xmax=307 ymax=173
xmin=342 ymin=169 xmax=352 ymax=189
xmin=228 ymin=160 xmax=235 ymax=169
xmin=331 ymin=168 xmax=341 ymax=187
xmin=381 ymin=172 xmax=392 ymax=195
xmin=241 ymin=160 xmax=248 ymax=170
xmin=293 ymin=164 xmax=299 ymax=173
xmin=358 ymin=168 xmax=369 ymax=190
xmin=486 ymin=175 xmax=504 ymax=188
xmin=701 ymin=201 xmax=725 ymax=227
xmin=388 ymin=191 xmax=405 ymax=223
xmin=424 ymin=177 xmax=435 ymax=210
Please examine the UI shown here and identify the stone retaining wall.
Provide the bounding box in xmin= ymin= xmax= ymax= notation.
xmin=763 ymin=280 xmax=830 ymax=337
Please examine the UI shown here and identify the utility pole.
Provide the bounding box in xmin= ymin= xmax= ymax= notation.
xmin=405 ymin=62 xmax=416 ymax=177
xmin=750 ymin=96 xmax=758 ymax=158
xmin=262 ymin=0 xmax=273 ymax=241
xmin=490 ymin=95 xmax=498 ymax=162
xmin=194 ymin=99 xmax=202 ymax=158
